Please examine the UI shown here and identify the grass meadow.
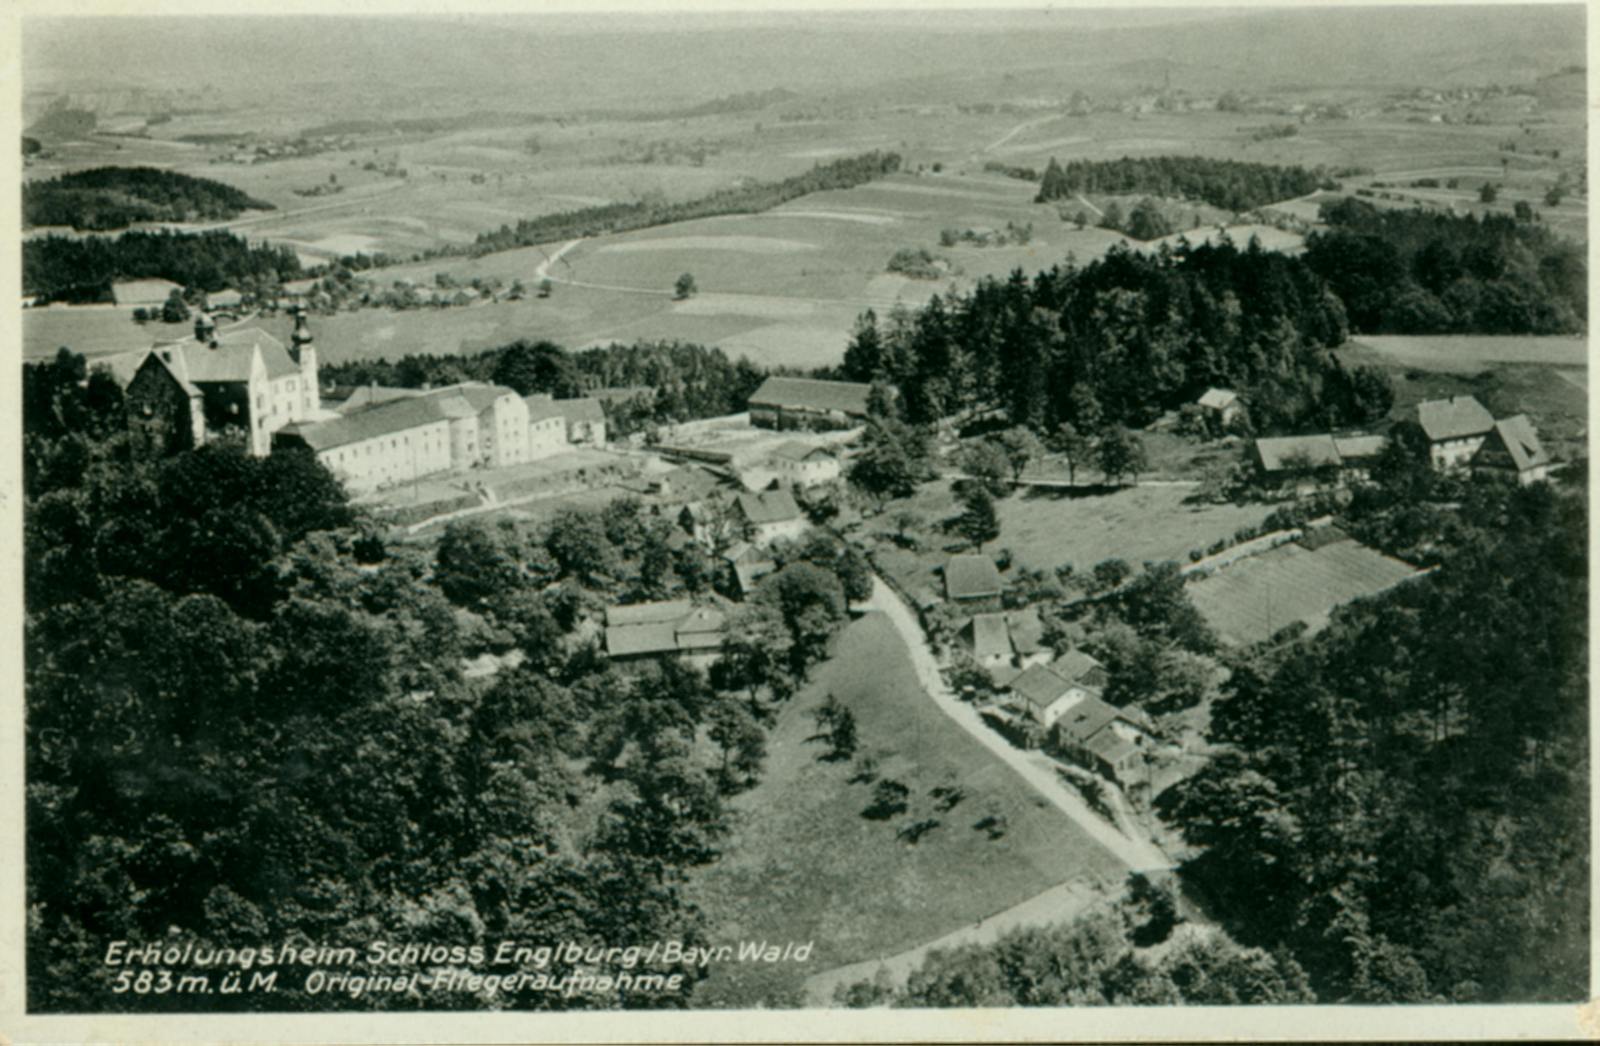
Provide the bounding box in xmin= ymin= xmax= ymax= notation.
xmin=687 ymin=610 xmax=1124 ymax=1007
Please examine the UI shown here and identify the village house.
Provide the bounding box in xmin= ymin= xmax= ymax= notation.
xmin=1196 ymin=387 xmax=1245 ymax=429
xmin=944 ymin=554 xmax=1004 ymax=606
xmin=769 ymin=441 xmax=842 ymax=487
xmin=957 ymin=607 xmax=1052 ymax=686
xmin=1054 ymin=693 xmax=1155 ymax=783
xmin=1253 ymin=431 xmax=1387 ymax=495
xmin=126 ymin=309 xmax=321 ymax=457
xmin=1473 ymin=414 xmax=1551 ymax=485
xmin=1416 ymin=395 xmax=1496 ymax=470
xmin=747 ymin=376 xmax=879 ymax=430
xmin=733 ymin=488 xmax=808 ymax=547
xmin=603 ymin=600 xmax=726 ymax=669
xmin=1415 ymin=396 xmax=1550 ymax=483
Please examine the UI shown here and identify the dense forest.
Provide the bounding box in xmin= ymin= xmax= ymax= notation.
xmin=23 ymin=228 xmax=304 ymax=304
xmin=1303 ymin=197 xmax=1586 ymax=334
xmin=24 ymin=165 xmax=275 ymax=231
xmin=1036 ymin=156 xmax=1331 ymax=213
xmin=23 ymin=348 xmax=860 ymax=1011
xmin=321 ymin=338 xmax=769 ymax=437
xmin=1167 ymin=469 xmax=1588 ymax=1002
xmin=839 ymin=238 xmax=1392 ymax=436
xmin=453 ymin=150 xmax=900 ymax=259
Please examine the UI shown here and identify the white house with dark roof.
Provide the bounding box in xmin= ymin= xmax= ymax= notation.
xmin=126 ymin=309 xmax=320 ymax=456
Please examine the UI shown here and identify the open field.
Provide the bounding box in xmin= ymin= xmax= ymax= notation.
xmin=1186 ymin=536 xmax=1423 ymax=647
xmin=1347 ymin=334 xmax=1587 ymax=372
xmin=687 ymin=611 xmax=1124 ymax=1006
xmin=880 ymin=479 xmax=1276 ymax=581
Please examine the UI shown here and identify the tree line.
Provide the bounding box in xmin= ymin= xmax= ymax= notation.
xmin=1036 ymin=156 xmax=1332 ymax=213
xmin=838 ymin=238 xmax=1392 ymax=438
xmin=1303 ymin=196 xmax=1586 ymax=334
xmin=321 ymin=338 xmax=769 ymax=438
xmin=448 ymin=151 xmax=901 ymax=260
xmin=23 ymin=349 xmax=856 ymax=1011
xmin=23 ymin=228 xmax=304 ymax=304
xmin=24 ymin=165 xmax=275 ymax=231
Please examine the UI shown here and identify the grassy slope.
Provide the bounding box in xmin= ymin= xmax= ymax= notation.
xmin=687 ymin=610 xmax=1123 ymax=1007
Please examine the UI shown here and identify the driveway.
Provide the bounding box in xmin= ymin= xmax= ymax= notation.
xmin=860 ymin=577 xmax=1173 ymax=874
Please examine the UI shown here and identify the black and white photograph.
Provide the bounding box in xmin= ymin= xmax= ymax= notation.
xmin=4 ymin=1 xmax=1591 ymax=1040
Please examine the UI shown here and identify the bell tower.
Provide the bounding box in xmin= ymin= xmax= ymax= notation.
xmin=288 ymin=302 xmax=319 ymax=417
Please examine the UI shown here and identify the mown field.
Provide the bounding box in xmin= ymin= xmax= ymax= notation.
xmin=1186 ymin=536 xmax=1422 ymax=646
xmin=687 ymin=610 xmax=1124 ymax=1007
xmin=877 ymin=479 xmax=1277 ymax=582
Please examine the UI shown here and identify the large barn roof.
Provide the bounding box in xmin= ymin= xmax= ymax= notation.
xmin=748 ymin=376 xmax=874 ymax=417
xmin=945 ymin=554 xmax=1003 ymax=601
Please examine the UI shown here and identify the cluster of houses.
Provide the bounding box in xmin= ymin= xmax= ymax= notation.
xmin=1244 ymin=392 xmax=1550 ymax=492
xmin=121 ymin=311 xmax=609 ymax=495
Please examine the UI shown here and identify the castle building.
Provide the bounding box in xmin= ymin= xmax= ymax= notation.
xmin=276 ymin=381 xmax=530 ymax=495
xmin=125 ymin=306 xmax=321 ymax=456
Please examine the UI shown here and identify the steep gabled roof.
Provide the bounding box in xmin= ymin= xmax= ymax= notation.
xmin=1332 ymin=434 xmax=1386 ymax=461
xmin=1055 ymin=694 xmax=1124 ymax=744
xmin=1197 ymin=387 xmax=1239 ymax=410
xmin=1417 ymin=395 xmax=1494 ymax=442
xmin=736 ymin=489 xmax=802 ymax=526
xmin=963 ymin=613 xmax=1011 ymax=662
xmin=945 ymin=554 xmax=1003 ymax=601
xmin=151 ymin=328 xmax=297 ymax=385
xmin=605 ymin=623 xmax=680 ymax=658
xmin=1481 ymin=414 xmax=1550 ymax=472
xmin=1009 ymin=664 xmax=1073 ymax=711
xmin=1006 ymin=607 xmax=1047 ymax=658
xmin=748 ymin=376 xmax=874 ymax=417
xmin=1048 ymin=649 xmax=1107 ymax=689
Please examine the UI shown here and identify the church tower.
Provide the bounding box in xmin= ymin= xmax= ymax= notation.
xmin=288 ymin=303 xmax=319 ymax=418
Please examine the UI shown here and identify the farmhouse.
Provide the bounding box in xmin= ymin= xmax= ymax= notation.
xmin=1196 ymin=387 xmax=1244 ymax=428
xmin=944 ymin=554 xmax=1003 ymax=605
xmin=1473 ymin=414 xmax=1550 ymax=485
xmin=1416 ymin=395 xmax=1495 ymax=469
xmin=1054 ymin=695 xmax=1155 ymax=783
xmin=748 ymin=376 xmax=877 ymax=430
xmin=770 ymin=441 xmax=841 ymax=487
xmin=603 ymin=600 xmax=726 ymax=668
xmin=957 ymin=607 xmax=1052 ymax=684
xmin=733 ymin=488 xmax=808 ymax=547
xmin=126 ymin=310 xmax=320 ymax=457
xmin=1253 ymin=432 xmax=1386 ymax=494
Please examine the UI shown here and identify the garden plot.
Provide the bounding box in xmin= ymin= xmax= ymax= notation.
xmin=1187 ymin=536 xmax=1423 ymax=647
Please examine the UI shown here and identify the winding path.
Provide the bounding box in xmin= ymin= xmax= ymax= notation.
xmin=859 ymin=577 xmax=1173 ymax=874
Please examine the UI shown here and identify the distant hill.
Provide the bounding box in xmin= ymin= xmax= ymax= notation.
xmin=23 ymin=166 xmax=275 ymax=232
